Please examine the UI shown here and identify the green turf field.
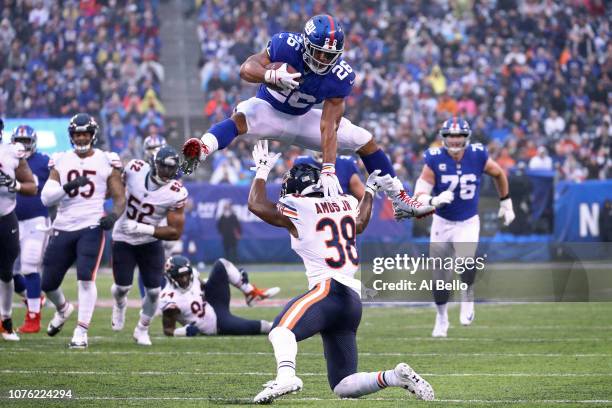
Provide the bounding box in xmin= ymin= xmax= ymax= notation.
xmin=1 ymin=269 xmax=611 ymax=407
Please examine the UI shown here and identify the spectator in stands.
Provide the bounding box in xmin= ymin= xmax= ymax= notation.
xmin=529 ymin=147 xmax=553 ymax=171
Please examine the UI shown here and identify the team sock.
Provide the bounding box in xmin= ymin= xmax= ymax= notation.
xmin=436 ymin=303 xmax=448 ymax=319
xmin=203 ymin=118 xmax=239 ymax=151
xmin=269 ymin=327 xmax=297 ymax=379
xmin=111 ymin=284 xmax=131 ymax=308
xmin=220 ymin=259 xmax=254 ymax=294
xmin=140 ymin=287 xmax=160 ymax=325
xmin=461 ymin=284 xmax=475 ymax=302
xmin=0 ymin=279 xmax=14 ymax=319
xmin=333 ymin=369 xmax=401 ymax=397
xmin=77 ymin=280 xmax=97 ymax=327
xmin=24 ymin=273 xmax=42 ymax=313
xmin=46 ymin=288 xmax=67 ymax=311
xmin=260 ymin=320 xmax=272 ymax=334
xmin=359 ymin=149 xmax=396 ymax=177
xmin=13 ymin=274 xmax=26 ymax=296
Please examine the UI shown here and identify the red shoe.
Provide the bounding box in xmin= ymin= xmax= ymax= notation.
xmin=18 ymin=312 xmax=41 ymax=334
xmin=245 ymin=286 xmax=281 ymax=307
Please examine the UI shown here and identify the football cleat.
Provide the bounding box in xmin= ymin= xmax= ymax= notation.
xmin=460 ymin=301 xmax=475 ymax=326
xmin=68 ymin=329 xmax=88 ymax=349
xmin=395 ymin=363 xmax=435 ymax=401
xmin=18 ymin=312 xmax=41 ymax=334
xmin=111 ymin=303 xmax=126 ymax=331
xmin=253 ymin=376 xmax=303 ymax=404
xmin=245 ymin=286 xmax=281 ymax=307
xmin=432 ymin=314 xmax=449 ymax=338
xmin=47 ymin=303 xmax=75 ymax=337
xmin=133 ymin=325 xmax=152 ymax=346
xmin=392 ymin=191 xmax=435 ymax=220
xmin=180 ymin=138 xmax=209 ymax=175
xmin=1 ymin=319 xmax=20 ymax=341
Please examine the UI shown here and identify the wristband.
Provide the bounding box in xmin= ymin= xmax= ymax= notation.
xmin=136 ymin=223 xmax=156 ymax=236
xmin=500 ymin=194 xmax=510 ymax=201
xmin=264 ymin=69 xmax=275 ymax=85
xmin=321 ymin=163 xmax=335 ymax=174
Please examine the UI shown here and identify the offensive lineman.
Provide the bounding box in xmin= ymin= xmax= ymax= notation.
xmin=181 ymin=14 xmax=433 ymax=219
xmin=0 ymin=119 xmax=38 ymax=341
xmin=160 ymin=256 xmax=279 ymax=337
xmin=414 ymin=118 xmax=515 ymax=337
xmin=247 ymin=141 xmax=434 ymax=403
xmin=11 ymin=125 xmax=51 ymax=333
xmin=110 ymin=145 xmax=187 ymax=346
xmin=40 ymin=113 xmax=126 ymax=348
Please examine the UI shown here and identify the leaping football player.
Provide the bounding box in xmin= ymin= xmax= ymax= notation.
xmin=40 ymin=113 xmax=126 ymax=349
xmin=160 ymin=255 xmax=279 ymax=337
xmin=247 ymin=141 xmax=434 ymax=403
xmin=414 ymin=118 xmax=515 ymax=337
xmin=181 ymin=14 xmax=433 ymax=219
xmin=0 ymin=119 xmax=38 ymax=341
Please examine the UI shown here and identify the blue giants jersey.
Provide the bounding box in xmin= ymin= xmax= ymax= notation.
xmin=293 ymin=155 xmax=360 ymax=194
xmin=16 ymin=152 xmax=50 ymax=221
xmin=424 ymin=144 xmax=489 ymax=222
xmin=256 ymin=32 xmax=355 ymax=116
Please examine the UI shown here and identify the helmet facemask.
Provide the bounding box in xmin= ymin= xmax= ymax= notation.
xmin=442 ymin=133 xmax=470 ymax=154
xmin=70 ymin=132 xmax=95 ymax=154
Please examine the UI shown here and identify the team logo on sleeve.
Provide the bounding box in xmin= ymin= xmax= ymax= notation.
xmin=438 ymin=163 xmax=447 ymax=172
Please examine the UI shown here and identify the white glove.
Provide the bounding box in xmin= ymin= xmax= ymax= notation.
xmin=250 ymin=140 xmax=281 ymax=180
xmin=365 ymin=169 xmax=396 ymax=196
xmin=318 ymin=163 xmax=343 ymax=198
xmin=124 ymin=219 xmax=155 ymax=236
xmin=431 ymin=190 xmax=454 ymax=208
xmin=499 ymin=197 xmax=515 ymax=226
xmin=264 ymin=63 xmax=302 ymax=91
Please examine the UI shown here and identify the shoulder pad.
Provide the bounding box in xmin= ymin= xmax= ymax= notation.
xmin=104 ymin=151 xmax=123 ymax=169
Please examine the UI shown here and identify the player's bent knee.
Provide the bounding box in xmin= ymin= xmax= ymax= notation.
xmin=268 ymin=326 xmax=295 ymax=343
xmin=356 ymin=137 xmax=378 ymax=156
xmin=230 ymin=112 xmax=247 ymax=134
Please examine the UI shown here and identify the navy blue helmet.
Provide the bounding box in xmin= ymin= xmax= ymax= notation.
xmin=302 ymin=14 xmax=345 ymax=75
xmin=68 ymin=113 xmax=99 ymax=154
xmin=11 ymin=125 xmax=38 ymax=158
xmin=150 ymin=145 xmax=179 ymax=184
xmin=439 ymin=117 xmax=472 ymax=153
xmin=281 ymin=163 xmax=321 ymax=197
xmin=165 ymin=255 xmax=194 ymax=291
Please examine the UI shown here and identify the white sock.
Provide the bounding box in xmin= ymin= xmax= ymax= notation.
xmin=219 ymin=258 xmax=253 ymax=294
xmin=0 ymin=280 xmax=14 ymax=319
xmin=77 ymin=280 xmax=97 ymax=330
xmin=111 ymin=284 xmax=131 ymax=308
xmin=269 ymin=327 xmax=297 ymax=379
xmin=436 ymin=303 xmax=448 ymax=319
xmin=333 ymin=369 xmax=401 ymax=398
xmin=46 ymin=288 xmax=67 ymax=311
xmin=201 ymin=132 xmax=219 ymax=153
xmin=140 ymin=287 xmax=160 ymax=326
xmin=138 ymin=312 xmax=152 ymax=330
xmin=260 ymin=320 xmax=272 ymax=334
xmin=28 ymin=297 xmax=41 ymax=314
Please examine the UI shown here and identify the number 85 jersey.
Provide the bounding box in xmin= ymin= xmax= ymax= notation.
xmin=112 ymin=159 xmax=188 ymax=245
xmin=424 ymin=144 xmax=488 ymax=222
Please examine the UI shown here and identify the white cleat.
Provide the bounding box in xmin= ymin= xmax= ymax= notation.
xmin=432 ymin=314 xmax=449 ymax=338
xmin=395 ymin=363 xmax=435 ymax=401
xmin=133 ymin=325 xmax=152 ymax=346
xmin=47 ymin=303 xmax=75 ymax=337
xmin=111 ymin=304 xmax=126 ymax=331
xmin=253 ymin=376 xmax=303 ymax=404
xmin=2 ymin=331 xmax=20 ymax=341
xmin=1 ymin=319 xmax=20 ymax=341
xmin=460 ymin=301 xmax=475 ymax=326
xmin=68 ymin=329 xmax=88 ymax=349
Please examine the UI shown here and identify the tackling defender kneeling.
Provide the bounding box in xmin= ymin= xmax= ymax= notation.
xmin=247 ymin=141 xmax=435 ymax=403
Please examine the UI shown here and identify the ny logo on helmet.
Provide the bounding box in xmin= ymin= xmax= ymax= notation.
xmin=305 ymin=19 xmax=316 ymax=35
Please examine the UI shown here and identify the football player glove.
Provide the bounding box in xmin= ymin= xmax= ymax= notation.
xmin=180 ymin=138 xmax=209 ymax=175
xmin=250 ymin=140 xmax=281 ymax=180
xmin=62 ymin=175 xmax=89 ymax=193
xmin=318 ymin=163 xmax=342 ymax=198
xmin=0 ymin=170 xmax=16 ymax=189
xmin=124 ymin=219 xmax=155 ymax=236
xmin=264 ymin=63 xmax=302 ymax=91
xmin=498 ymin=197 xmax=515 ymax=226
xmin=185 ymin=322 xmax=200 ymax=337
xmin=432 ymin=190 xmax=454 ymax=208
xmin=99 ymin=213 xmax=119 ymax=230
xmin=365 ymin=169 xmax=396 ymax=196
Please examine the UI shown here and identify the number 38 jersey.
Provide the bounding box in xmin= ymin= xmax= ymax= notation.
xmin=112 ymin=159 xmax=188 ymax=245
xmin=278 ymin=194 xmax=361 ymax=294
xmin=159 ymin=276 xmax=217 ymax=335
xmin=424 ymin=144 xmax=489 ymax=222
xmin=49 ymin=149 xmax=121 ymax=231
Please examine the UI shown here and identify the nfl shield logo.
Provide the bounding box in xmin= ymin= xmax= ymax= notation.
xmin=439 ymin=163 xmax=447 ymax=171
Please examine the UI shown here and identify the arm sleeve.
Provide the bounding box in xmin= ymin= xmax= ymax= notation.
xmin=41 ymin=179 xmax=66 ymax=207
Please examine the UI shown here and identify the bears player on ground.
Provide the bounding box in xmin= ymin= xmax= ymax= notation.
xmin=294 ymin=153 xmax=365 ymax=200
xmin=0 ymin=119 xmax=38 ymax=341
xmin=10 ymin=125 xmax=51 ymax=334
xmin=414 ymin=118 xmax=515 ymax=337
xmin=40 ymin=113 xmax=126 ymax=349
xmin=160 ymin=255 xmax=279 ymax=337
xmin=247 ymin=141 xmax=434 ymax=403
xmin=181 ymin=14 xmax=433 ymax=219
xmin=110 ymin=145 xmax=187 ymax=346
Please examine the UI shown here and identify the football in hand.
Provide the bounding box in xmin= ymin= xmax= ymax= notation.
xmin=265 ymin=62 xmax=302 ymax=92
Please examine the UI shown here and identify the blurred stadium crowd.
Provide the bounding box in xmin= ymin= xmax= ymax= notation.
xmin=0 ymin=0 xmax=609 ymax=186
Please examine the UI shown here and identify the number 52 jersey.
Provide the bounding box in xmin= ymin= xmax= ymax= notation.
xmin=112 ymin=159 xmax=188 ymax=245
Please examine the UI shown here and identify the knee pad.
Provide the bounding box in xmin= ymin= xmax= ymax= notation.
xmin=112 ymin=284 xmax=132 ymax=298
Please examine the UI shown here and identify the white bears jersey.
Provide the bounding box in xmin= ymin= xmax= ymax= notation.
xmin=0 ymin=143 xmax=25 ymax=216
xmin=112 ymin=159 xmax=188 ymax=245
xmin=49 ymin=148 xmax=122 ymax=231
xmin=278 ymin=193 xmax=361 ymax=294
xmin=159 ymin=275 xmax=217 ymax=335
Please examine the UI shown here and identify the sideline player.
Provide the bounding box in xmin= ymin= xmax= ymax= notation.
xmin=247 ymin=141 xmax=434 ymax=403
xmin=414 ymin=118 xmax=515 ymax=337
xmin=110 ymin=145 xmax=187 ymax=346
xmin=160 ymin=255 xmax=279 ymax=337
xmin=11 ymin=125 xmax=51 ymax=333
xmin=40 ymin=113 xmax=126 ymax=348
xmin=181 ymin=15 xmax=433 ymax=219
xmin=294 ymin=153 xmax=364 ymax=200
xmin=0 ymin=119 xmax=38 ymax=341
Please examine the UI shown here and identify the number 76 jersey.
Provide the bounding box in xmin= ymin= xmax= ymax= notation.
xmin=424 ymin=144 xmax=489 ymax=222
xmin=112 ymin=159 xmax=188 ymax=245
